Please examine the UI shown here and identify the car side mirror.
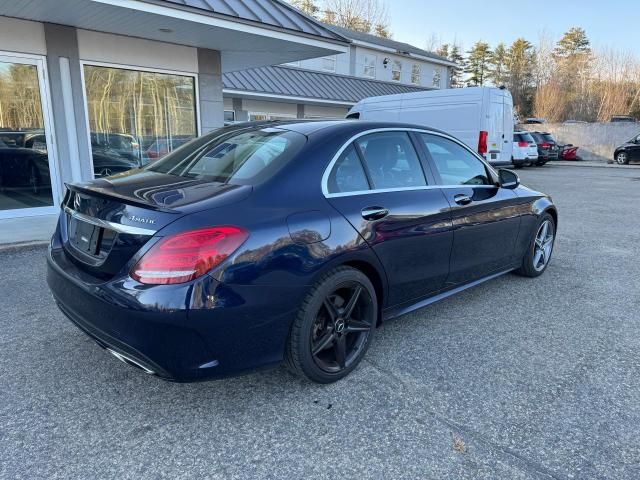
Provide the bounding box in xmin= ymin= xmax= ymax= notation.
xmin=498 ymin=169 xmax=520 ymax=189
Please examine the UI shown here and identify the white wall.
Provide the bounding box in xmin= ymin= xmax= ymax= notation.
xmin=77 ymin=30 xmax=198 ymax=73
xmin=304 ymin=104 xmax=348 ymax=118
xmin=0 ymin=17 xmax=46 ymax=55
xmin=291 ymin=52 xmax=349 ymax=75
xmin=353 ymin=46 xmax=446 ymax=88
xmin=521 ymin=123 xmax=639 ymax=161
xmin=284 ymin=42 xmax=449 ymax=89
xmin=226 ymin=98 xmax=348 ymax=120
xmin=243 ymin=99 xmax=298 ymax=117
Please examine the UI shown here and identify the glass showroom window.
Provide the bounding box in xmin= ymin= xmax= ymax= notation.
xmin=0 ymin=59 xmax=55 ymax=213
xmin=322 ymin=56 xmax=336 ymax=72
xmin=363 ymin=55 xmax=376 ymax=78
xmin=249 ymin=112 xmax=296 ymax=121
xmin=83 ymin=65 xmax=197 ymax=176
xmin=411 ymin=64 xmax=421 ymax=85
xmin=224 ymin=110 xmax=235 ymax=123
xmin=391 ymin=60 xmax=402 ymax=81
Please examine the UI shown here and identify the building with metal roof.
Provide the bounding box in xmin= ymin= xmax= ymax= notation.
xmin=0 ymin=0 xmax=350 ymax=243
xmin=222 ymin=22 xmax=456 ymax=122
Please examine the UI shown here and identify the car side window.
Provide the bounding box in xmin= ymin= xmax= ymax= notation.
xmin=355 ymin=131 xmax=426 ymax=190
xmin=327 ymin=144 xmax=370 ymax=194
xmin=419 ymin=134 xmax=491 ymax=186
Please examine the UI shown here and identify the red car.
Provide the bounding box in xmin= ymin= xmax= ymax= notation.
xmin=144 ymin=136 xmax=192 ymax=162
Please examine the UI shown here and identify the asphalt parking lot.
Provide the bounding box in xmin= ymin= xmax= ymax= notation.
xmin=2 ymin=164 xmax=639 ymax=479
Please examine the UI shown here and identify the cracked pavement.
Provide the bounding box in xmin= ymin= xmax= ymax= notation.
xmin=1 ymin=164 xmax=640 ymax=479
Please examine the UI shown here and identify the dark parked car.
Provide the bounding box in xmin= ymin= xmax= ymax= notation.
xmin=143 ymin=136 xmax=193 ymax=163
xmin=609 ymin=115 xmax=636 ymax=123
xmin=89 ymin=132 xmax=142 ymax=177
xmin=92 ymin=150 xmax=140 ymax=178
xmin=613 ymin=133 xmax=640 ymax=165
xmin=529 ymin=131 xmax=559 ymax=164
xmin=0 ymin=132 xmax=51 ymax=195
xmin=47 ymin=121 xmax=558 ymax=383
xmin=90 ymin=132 xmax=141 ymax=162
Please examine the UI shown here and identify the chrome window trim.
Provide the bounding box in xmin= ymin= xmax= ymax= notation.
xmin=321 ymin=127 xmax=498 ymax=198
xmin=63 ymin=206 xmax=157 ymax=236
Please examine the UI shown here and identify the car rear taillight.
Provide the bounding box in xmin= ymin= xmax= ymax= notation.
xmin=478 ymin=130 xmax=488 ymax=155
xmin=517 ymin=141 xmax=529 ymax=147
xmin=131 ymin=226 xmax=249 ymax=285
xmin=541 ymin=142 xmax=551 ymax=149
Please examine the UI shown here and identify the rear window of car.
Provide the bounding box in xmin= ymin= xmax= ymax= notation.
xmin=514 ymin=133 xmax=535 ymax=143
xmin=146 ymin=127 xmax=305 ymax=184
xmin=541 ymin=133 xmax=556 ymax=143
xmin=530 ymin=132 xmax=544 ymax=142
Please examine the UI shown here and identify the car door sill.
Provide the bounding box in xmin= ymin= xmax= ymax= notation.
xmin=382 ymin=268 xmax=515 ymax=322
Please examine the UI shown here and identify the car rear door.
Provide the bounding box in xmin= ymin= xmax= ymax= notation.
xmin=324 ymin=130 xmax=453 ymax=307
xmin=416 ymin=132 xmax=521 ymax=287
xmin=501 ymin=92 xmax=514 ymax=163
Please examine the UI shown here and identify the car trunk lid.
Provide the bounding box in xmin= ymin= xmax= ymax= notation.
xmin=60 ymin=170 xmax=252 ymax=278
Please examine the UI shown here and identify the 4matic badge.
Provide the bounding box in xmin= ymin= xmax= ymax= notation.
xmin=125 ymin=214 xmax=156 ymax=225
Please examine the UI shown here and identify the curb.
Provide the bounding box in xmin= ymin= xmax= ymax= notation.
xmin=0 ymin=240 xmax=49 ymax=252
xmin=546 ymin=161 xmax=640 ymax=170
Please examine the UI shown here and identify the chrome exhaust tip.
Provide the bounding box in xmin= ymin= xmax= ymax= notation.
xmin=107 ymin=348 xmax=155 ymax=375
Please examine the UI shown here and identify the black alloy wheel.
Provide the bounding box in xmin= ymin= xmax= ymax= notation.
xmin=285 ymin=267 xmax=377 ymax=383
xmin=514 ymin=212 xmax=556 ymax=278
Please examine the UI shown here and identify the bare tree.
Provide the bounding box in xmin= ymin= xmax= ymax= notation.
xmin=321 ymin=0 xmax=390 ymax=36
xmin=534 ymin=82 xmax=567 ymax=122
xmin=289 ymin=0 xmax=320 ymax=17
xmin=591 ymin=47 xmax=640 ymax=121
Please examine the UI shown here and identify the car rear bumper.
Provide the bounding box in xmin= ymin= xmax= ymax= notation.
xmin=539 ymin=151 xmax=559 ymax=160
xmin=47 ymin=243 xmax=302 ymax=382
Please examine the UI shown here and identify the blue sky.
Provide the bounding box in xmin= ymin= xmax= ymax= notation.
xmin=388 ymin=0 xmax=639 ymax=54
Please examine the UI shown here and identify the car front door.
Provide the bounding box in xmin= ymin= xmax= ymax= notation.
xmin=417 ymin=133 xmax=522 ymax=287
xmin=325 ymin=130 xmax=453 ymax=307
xmin=630 ymin=135 xmax=640 ymax=161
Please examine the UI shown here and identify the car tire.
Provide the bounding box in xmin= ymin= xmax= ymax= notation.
xmin=616 ymin=151 xmax=629 ymax=165
xmin=514 ymin=213 xmax=556 ymax=278
xmin=285 ymin=266 xmax=377 ymax=383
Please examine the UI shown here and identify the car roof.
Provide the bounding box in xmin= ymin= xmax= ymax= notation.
xmin=218 ymin=119 xmax=452 ymax=137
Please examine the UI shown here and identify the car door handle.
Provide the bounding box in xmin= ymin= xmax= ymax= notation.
xmin=361 ymin=206 xmax=389 ymax=221
xmin=453 ymin=194 xmax=472 ymax=205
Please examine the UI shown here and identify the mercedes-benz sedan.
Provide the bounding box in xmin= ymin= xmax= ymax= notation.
xmin=47 ymin=121 xmax=557 ymax=383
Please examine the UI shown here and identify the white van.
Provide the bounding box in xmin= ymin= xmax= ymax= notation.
xmin=347 ymin=87 xmax=514 ymax=166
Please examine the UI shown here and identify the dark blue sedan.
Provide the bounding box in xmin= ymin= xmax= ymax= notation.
xmin=47 ymin=121 xmax=557 ymax=383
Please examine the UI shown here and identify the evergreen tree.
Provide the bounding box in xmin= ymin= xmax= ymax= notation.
xmin=553 ymin=27 xmax=591 ymax=61
xmin=435 ymin=43 xmax=450 ymax=59
xmin=507 ymin=38 xmax=536 ymax=116
xmin=448 ymin=44 xmax=465 ymax=88
xmin=552 ymin=27 xmax=593 ymax=119
xmin=465 ymin=41 xmax=492 ymax=86
xmin=488 ymin=42 xmax=509 ymax=87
